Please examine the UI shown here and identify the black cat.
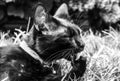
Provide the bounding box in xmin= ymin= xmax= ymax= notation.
xmin=0 ymin=3 xmax=86 ymax=81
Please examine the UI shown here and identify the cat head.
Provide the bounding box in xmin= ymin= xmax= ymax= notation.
xmin=30 ymin=3 xmax=85 ymax=62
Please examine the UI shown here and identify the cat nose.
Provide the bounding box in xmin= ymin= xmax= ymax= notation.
xmin=74 ymin=37 xmax=85 ymax=52
xmin=76 ymin=39 xmax=84 ymax=50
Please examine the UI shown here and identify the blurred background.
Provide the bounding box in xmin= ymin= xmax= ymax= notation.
xmin=0 ymin=0 xmax=69 ymax=32
xmin=0 ymin=0 xmax=120 ymax=33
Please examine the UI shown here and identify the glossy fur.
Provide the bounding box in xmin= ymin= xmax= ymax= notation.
xmin=0 ymin=3 xmax=86 ymax=81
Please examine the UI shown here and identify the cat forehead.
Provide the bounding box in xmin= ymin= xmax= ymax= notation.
xmin=42 ymin=17 xmax=81 ymax=36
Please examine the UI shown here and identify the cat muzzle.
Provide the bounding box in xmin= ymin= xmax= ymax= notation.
xmin=72 ymin=37 xmax=85 ymax=52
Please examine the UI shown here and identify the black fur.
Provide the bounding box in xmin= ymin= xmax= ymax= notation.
xmin=0 ymin=46 xmax=55 ymax=81
xmin=0 ymin=3 xmax=86 ymax=81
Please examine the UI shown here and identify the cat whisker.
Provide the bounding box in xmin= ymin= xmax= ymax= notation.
xmin=45 ymin=49 xmax=68 ymax=62
xmin=58 ymin=49 xmax=72 ymax=60
xmin=64 ymin=49 xmax=73 ymax=60
xmin=40 ymin=46 xmax=54 ymax=54
xmin=59 ymin=48 xmax=75 ymax=60
xmin=46 ymin=48 xmax=74 ymax=62
xmin=66 ymin=48 xmax=77 ymax=61
xmin=45 ymin=48 xmax=72 ymax=62
xmin=46 ymin=50 xmax=69 ymax=62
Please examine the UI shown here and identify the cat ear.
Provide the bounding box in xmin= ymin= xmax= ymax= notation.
xmin=34 ymin=5 xmax=46 ymax=25
xmin=54 ymin=3 xmax=70 ymax=20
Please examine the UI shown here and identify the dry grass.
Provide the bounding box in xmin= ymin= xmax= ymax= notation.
xmin=80 ymin=27 xmax=120 ymax=81
xmin=0 ymin=31 xmax=14 ymax=47
xmin=0 ymin=26 xmax=120 ymax=81
xmin=0 ymin=17 xmax=31 ymax=47
xmin=0 ymin=29 xmax=26 ymax=47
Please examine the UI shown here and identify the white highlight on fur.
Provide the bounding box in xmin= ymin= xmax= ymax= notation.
xmin=19 ymin=41 xmax=43 ymax=63
xmin=1 ymin=76 xmax=9 ymax=81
